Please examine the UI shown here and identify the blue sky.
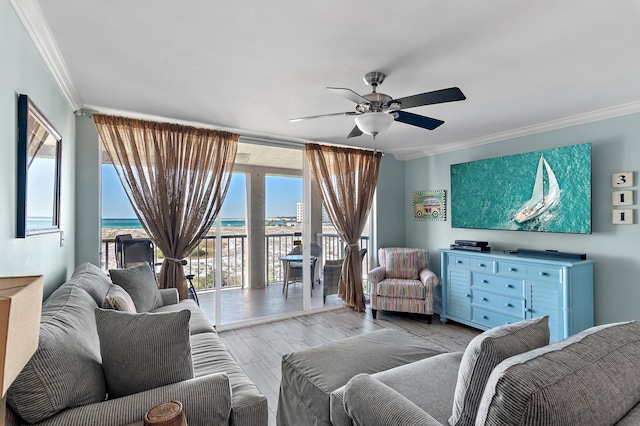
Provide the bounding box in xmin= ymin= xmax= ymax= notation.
xmin=101 ymin=165 xmax=302 ymax=219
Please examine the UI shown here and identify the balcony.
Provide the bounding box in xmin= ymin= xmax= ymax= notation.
xmin=102 ymin=233 xmax=370 ymax=325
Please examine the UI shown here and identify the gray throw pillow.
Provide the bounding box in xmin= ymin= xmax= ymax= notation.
xmin=449 ymin=316 xmax=550 ymax=426
xmin=109 ymin=263 xmax=163 ymax=312
xmin=95 ymin=308 xmax=194 ymax=398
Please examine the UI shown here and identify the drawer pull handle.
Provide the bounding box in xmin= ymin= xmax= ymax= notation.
xmin=539 ymin=272 xmax=548 ymax=276
xmin=482 ymin=280 xmax=488 ymax=284
xmin=505 ymin=303 xmax=513 ymax=308
xmin=466 ymin=294 xmax=471 ymax=298
xmin=457 ymin=260 xmax=462 ymax=264
xmin=506 ymin=284 xmax=514 ymax=288
xmin=482 ymin=297 xmax=488 ymax=302
xmin=482 ymin=315 xmax=489 ymax=320
xmin=509 ymin=267 xmax=517 ymax=272
xmin=479 ymin=263 xmax=485 ymax=267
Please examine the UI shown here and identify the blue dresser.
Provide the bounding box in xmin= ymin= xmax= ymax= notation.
xmin=438 ymin=249 xmax=594 ymax=342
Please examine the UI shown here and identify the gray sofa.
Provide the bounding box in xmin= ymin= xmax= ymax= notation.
xmin=334 ymin=317 xmax=640 ymax=426
xmin=6 ymin=262 xmax=267 ymax=426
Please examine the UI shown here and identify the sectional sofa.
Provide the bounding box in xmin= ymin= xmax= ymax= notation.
xmin=335 ymin=317 xmax=640 ymax=425
xmin=6 ymin=262 xmax=267 ymax=426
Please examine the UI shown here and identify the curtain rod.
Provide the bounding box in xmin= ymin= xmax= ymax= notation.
xmin=76 ymin=108 xmax=382 ymax=154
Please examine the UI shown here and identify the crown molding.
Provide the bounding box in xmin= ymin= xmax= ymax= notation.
xmin=10 ymin=0 xmax=83 ymax=111
xmin=397 ymin=99 xmax=640 ymax=160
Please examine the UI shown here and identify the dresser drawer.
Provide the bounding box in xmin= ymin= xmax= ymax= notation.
xmin=471 ymin=258 xmax=496 ymax=273
xmin=472 ymin=273 xmax=524 ymax=298
xmin=473 ymin=306 xmax=522 ymax=328
xmin=449 ymin=255 xmax=470 ymax=269
xmin=497 ymin=261 xmax=527 ymax=278
xmin=528 ymin=265 xmax=563 ymax=282
xmin=472 ymin=289 xmax=524 ymax=318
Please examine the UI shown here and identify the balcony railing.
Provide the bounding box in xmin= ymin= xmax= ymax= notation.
xmin=102 ymin=233 xmax=369 ymax=291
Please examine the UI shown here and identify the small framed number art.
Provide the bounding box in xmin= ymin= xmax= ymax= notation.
xmin=413 ymin=190 xmax=446 ymax=221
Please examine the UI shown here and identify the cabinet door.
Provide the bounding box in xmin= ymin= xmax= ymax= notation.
xmin=448 ymin=267 xmax=471 ymax=321
xmin=526 ymin=280 xmax=563 ymax=342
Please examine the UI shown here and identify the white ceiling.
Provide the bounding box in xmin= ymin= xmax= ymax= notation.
xmin=13 ymin=0 xmax=640 ymax=159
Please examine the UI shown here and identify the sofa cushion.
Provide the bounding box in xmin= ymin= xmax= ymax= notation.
xmin=477 ymin=321 xmax=640 ymax=426
xmin=449 ymin=316 xmax=550 ymax=426
xmin=109 ymin=263 xmax=163 ymax=312
xmin=7 ymin=283 xmax=107 ymax=424
xmin=385 ymin=249 xmax=425 ymax=280
xmin=102 ymin=283 xmax=137 ymax=313
xmin=95 ymin=308 xmax=194 ymax=398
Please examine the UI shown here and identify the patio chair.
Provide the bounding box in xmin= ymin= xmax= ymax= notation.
xmin=284 ymin=243 xmax=322 ymax=297
xmin=114 ymin=234 xmax=199 ymax=305
xmin=322 ymin=248 xmax=367 ymax=303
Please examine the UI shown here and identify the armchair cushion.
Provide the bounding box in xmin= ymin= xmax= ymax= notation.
xmin=95 ymin=308 xmax=194 ymax=398
xmin=449 ymin=316 xmax=550 ymax=426
xmin=384 ymin=249 xmax=426 ymax=280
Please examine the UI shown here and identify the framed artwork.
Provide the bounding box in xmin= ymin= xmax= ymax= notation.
xmin=450 ymin=143 xmax=591 ymax=234
xmin=413 ymin=190 xmax=446 ymax=221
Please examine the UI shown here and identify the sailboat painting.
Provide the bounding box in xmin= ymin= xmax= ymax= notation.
xmin=451 ymin=143 xmax=591 ymax=234
xmin=512 ymin=155 xmax=560 ymax=224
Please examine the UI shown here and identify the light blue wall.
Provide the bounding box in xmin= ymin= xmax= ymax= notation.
xmin=402 ymin=113 xmax=640 ymax=325
xmin=75 ymin=115 xmax=102 ymax=266
xmin=0 ymin=0 xmax=77 ymax=298
xmin=374 ymin=155 xmax=406 ymax=248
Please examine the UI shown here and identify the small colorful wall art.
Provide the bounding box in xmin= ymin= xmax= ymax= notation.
xmin=413 ymin=190 xmax=446 ymax=221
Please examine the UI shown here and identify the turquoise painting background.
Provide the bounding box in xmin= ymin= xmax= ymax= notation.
xmin=450 ymin=143 xmax=591 ymax=234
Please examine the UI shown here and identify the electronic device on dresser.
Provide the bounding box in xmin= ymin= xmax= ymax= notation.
xmin=438 ymin=248 xmax=594 ymax=342
xmin=450 ymin=240 xmax=490 ymax=252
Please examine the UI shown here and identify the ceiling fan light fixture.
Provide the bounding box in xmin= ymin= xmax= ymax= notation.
xmin=354 ymin=112 xmax=393 ymax=137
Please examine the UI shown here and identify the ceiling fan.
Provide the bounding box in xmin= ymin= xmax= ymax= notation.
xmin=290 ymin=71 xmax=466 ymax=139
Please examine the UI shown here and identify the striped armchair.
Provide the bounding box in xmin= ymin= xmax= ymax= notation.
xmin=369 ymin=247 xmax=438 ymax=323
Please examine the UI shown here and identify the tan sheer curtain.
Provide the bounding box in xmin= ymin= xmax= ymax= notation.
xmin=306 ymin=143 xmax=382 ymax=312
xmin=94 ymin=115 xmax=238 ymax=299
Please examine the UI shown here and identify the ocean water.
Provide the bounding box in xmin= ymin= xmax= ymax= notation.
xmin=450 ymin=144 xmax=592 ymax=234
xmin=101 ymin=218 xmax=296 ymax=228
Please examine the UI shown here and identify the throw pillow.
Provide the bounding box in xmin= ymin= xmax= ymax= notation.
xmin=94 ymin=308 xmax=194 ymax=398
xmin=109 ymin=263 xmax=163 ymax=312
xmin=448 ymin=316 xmax=550 ymax=426
xmin=102 ymin=283 xmax=137 ymax=313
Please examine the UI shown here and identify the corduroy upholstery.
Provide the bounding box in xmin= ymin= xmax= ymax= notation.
xmin=340 ymin=320 xmax=640 ymax=426
xmin=369 ymin=248 xmax=438 ymax=322
xmin=6 ymin=262 xmax=267 ymax=426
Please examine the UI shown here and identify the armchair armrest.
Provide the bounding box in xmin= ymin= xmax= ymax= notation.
xmin=343 ymin=374 xmax=443 ymax=426
xmin=368 ymin=266 xmax=386 ymax=286
xmin=35 ymin=374 xmax=232 ymax=426
xmin=159 ymin=288 xmax=179 ymax=306
xmin=419 ymin=268 xmax=439 ymax=289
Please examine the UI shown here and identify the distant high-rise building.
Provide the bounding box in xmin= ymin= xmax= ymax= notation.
xmin=296 ymin=202 xmax=303 ymax=222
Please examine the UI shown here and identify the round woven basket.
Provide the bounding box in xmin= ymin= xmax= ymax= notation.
xmin=144 ymin=401 xmax=187 ymax=426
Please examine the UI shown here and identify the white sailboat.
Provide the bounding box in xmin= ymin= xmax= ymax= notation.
xmin=513 ymin=155 xmax=560 ymax=224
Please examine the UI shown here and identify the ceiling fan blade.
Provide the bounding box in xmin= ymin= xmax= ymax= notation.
xmin=347 ymin=125 xmax=363 ymax=138
xmin=327 ymin=87 xmax=370 ymax=104
xmin=392 ymin=87 xmax=466 ymax=110
xmin=394 ymin=111 xmax=444 ymax=130
xmin=289 ymin=111 xmax=357 ymax=122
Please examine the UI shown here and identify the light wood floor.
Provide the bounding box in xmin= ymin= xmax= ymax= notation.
xmin=219 ymin=308 xmax=480 ymax=426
